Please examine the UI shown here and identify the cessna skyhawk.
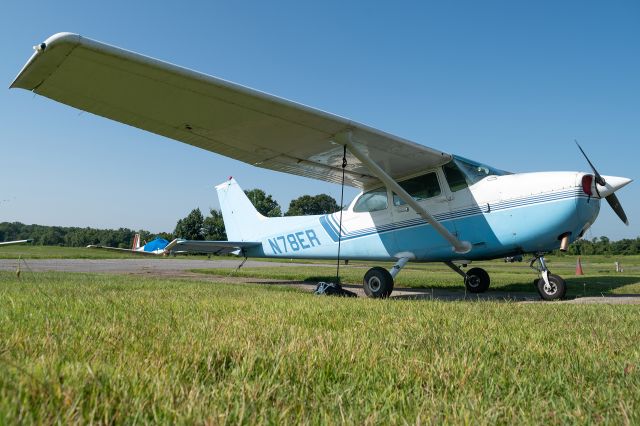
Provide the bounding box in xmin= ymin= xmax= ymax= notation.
xmin=11 ymin=33 xmax=632 ymax=300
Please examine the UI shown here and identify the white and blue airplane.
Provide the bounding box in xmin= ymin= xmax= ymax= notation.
xmin=12 ymin=33 xmax=632 ymax=300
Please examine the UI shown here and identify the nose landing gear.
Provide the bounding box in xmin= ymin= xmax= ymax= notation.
xmin=530 ymin=254 xmax=567 ymax=300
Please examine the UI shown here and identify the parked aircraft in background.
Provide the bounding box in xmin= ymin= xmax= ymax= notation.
xmin=0 ymin=239 xmax=32 ymax=247
xmin=12 ymin=33 xmax=632 ymax=300
xmin=87 ymin=234 xmax=178 ymax=256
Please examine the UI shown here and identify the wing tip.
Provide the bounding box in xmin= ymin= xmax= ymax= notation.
xmin=10 ymin=32 xmax=81 ymax=90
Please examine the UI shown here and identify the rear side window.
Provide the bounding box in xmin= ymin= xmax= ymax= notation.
xmin=353 ymin=188 xmax=388 ymax=212
xmin=393 ymin=172 xmax=441 ymax=206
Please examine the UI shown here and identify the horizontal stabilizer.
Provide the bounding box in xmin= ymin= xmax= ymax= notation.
xmin=86 ymin=245 xmax=162 ymax=256
xmin=172 ymin=240 xmax=260 ymax=255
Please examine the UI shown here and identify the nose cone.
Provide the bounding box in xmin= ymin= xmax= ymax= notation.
xmin=597 ymin=175 xmax=632 ymax=198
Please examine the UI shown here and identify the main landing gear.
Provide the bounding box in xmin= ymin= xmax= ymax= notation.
xmin=361 ymin=254 xmax=566 ymax=300
xmin=363 ymin=259 xmax=493 ymax=298
xmin=530 ymin=254 xmax=567 ymax=301
xmin=445 ymin=261 xmax=491 ymax=293
xmin=363 ymin=257 xmax=410 ymax=298
xmin=363 ymin=267 xmax=394 ymax=298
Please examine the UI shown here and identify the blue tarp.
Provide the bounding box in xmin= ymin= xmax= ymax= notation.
xmin=143 ymin=237 xmax=169 ymax=252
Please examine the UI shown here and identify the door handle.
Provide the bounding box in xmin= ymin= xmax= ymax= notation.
xmin=397 ymin=207 xmax=409 ymax=213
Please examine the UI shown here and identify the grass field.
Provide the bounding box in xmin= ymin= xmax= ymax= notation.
xmin=1 ymin=271 xmax=639 ymax=423
xmin=0 ymin=245 xmax=222 ymax=260
xmin=0 ymin=245 xmax=152 ymax=259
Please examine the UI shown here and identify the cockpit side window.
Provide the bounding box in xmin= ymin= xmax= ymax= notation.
xmin=353 ymin=187 xmax=388 ymax=213
xmin=393 ymin=172 xmax=441 ymax=206
xmin=443 ymin=161 xmax=469 ymax=192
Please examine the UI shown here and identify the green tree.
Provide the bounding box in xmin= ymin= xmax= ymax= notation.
xmin=0 ymin=221 xmax=172 ymax=248
xmin=244 ymin=189 xmax=282 ymax=217
xmin=285 ymin=194 xmax=339 ymax=216
xmin=203 ymin=209 xmax=227 ymax=240
xmin=174 ymin=208 xmax=205 ymax=240
xmin=156 ymin=232 xmax=175 ymax=242
xmin=41 ymin=227 xmax=64 ymax=246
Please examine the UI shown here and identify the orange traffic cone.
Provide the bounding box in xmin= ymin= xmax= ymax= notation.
xmin=576 ymin=256 xmax=584 ymax=275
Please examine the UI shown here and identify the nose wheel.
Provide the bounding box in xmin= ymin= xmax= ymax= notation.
xmin=530 ymin=254 xmax=567 ymax=300
xmin=536 ymin=274 xmax=566 ymax=300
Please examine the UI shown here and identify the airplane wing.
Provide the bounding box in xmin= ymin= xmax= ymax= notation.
xmin=0 ymin=239 xmax=32 ymax=247
xmin=171 ymin=240 xmax=261 ymax=255
xmin=11 ymin=33 xmax=452 ymax=189
xmin=86 ymin=244 xmax=163 ymax=256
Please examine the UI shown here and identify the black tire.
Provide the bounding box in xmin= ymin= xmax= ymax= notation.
xmin=363 ymin=267 xmax=394 ymax=298
xmin=464 ymin=267 xmax=490 ymax=293
xmin=536 ymin=274 xmax=566 ymax=301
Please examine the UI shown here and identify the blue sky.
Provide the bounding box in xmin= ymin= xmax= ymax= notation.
xmin=2 ymin=1 xmax=638 ymax=240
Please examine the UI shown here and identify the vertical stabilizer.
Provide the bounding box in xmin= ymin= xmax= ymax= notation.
xmin=132 ymin=233 xmax=141 ymax=250
xmin=215 ymin=178 xmax=266 ymax=241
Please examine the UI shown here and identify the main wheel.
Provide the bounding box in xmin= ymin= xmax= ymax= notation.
xmin=536 ymin=274 xmax=566 ymax=301
xmin=363 ymin=267 xmax=394 ymax=298
xmin=464 ymin=267 xmax=490 ymax=293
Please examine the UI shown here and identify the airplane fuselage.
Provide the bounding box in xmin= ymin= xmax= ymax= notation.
xmin=235 ymin=169 xmax=600 ymax=262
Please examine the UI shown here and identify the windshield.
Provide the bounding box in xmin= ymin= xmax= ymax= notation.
xmin=450 ymin=155 xmax=511 ymax=186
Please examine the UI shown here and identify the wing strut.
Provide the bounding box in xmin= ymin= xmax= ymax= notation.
xmin=339 ymin=132 xmax=472 ymax=254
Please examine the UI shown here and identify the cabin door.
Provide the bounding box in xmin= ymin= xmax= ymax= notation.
xmin=390 ymin=169 xmax=457 ymax=258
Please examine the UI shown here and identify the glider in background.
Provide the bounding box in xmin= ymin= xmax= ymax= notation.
xmin=0 ymin=239 xmax=33 ymax=247
xmin=12 ymin=33 xmax=632 ymax=300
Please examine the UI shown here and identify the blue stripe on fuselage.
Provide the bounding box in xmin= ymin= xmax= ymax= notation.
xmin=318 ymin=188 xmax=589 ymax=243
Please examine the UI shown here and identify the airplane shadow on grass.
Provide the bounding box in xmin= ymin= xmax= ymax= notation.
xmin=562 ymin=275 xmax=640 ymax=297
xmin=249 ymin=274 xmax=640 ymax=301
xmin=495 ymin=275 xmax=640 ymax=297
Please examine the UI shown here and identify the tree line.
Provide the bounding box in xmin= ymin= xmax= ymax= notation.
xmin=0 ymin=189 xmax=339 ymax=248
xmin=560 ymin=236 xmax=640 ymax=256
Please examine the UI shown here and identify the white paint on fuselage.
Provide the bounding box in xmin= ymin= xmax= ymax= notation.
xmin=239 ymin=169 xmax=599 ymax=262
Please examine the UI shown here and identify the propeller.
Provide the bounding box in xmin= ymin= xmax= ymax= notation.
xmin=605 ymin=193 xmax=628 ymax=225
xmin=575 ymin=140 xmax=629 ymax=225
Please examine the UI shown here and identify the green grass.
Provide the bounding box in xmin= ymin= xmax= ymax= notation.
xmin=1 ymin=272 xmax=639 ymax=423
xmin=0 ymin=245 xmax=219 ymax=260
xmin=0 ymin=245 xmax=146 ymax=259
xmin=194 ymin=257 xmax=640 ymax=297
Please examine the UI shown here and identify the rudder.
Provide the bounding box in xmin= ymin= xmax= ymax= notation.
xmin=215 ymin=178 xmax=266 ymax=241
xmin=131 ymin=233 xmax=141 ymax=250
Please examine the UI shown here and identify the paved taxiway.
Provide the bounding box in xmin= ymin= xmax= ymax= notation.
xmin=1 ymin=258 xmax=638 ymax=303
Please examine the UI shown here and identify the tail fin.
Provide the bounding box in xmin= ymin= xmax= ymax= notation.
xmin=132 ymin=233 xmax=141 ymax=250
xmin=215 ymin=178 xmax=266 ymax=241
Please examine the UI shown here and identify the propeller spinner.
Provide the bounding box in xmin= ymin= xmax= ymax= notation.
xmin=575 ymin=141 xmax=632 ymax=225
